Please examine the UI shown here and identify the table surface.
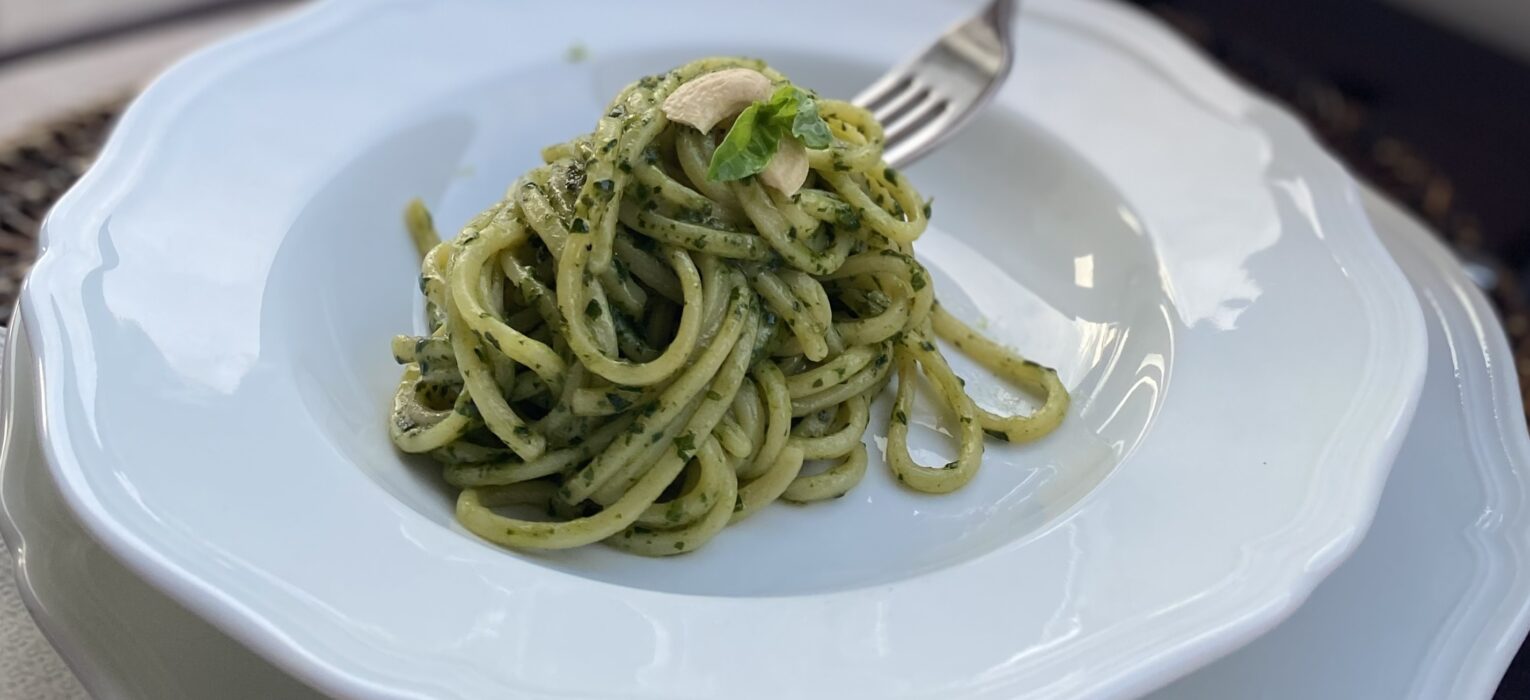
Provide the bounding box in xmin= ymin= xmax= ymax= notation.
xmin=1 ymin=1 xmax=1528 ymax=698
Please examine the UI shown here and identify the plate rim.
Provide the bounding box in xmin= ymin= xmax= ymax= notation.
xmin=1361 ymin=191 xmax=1530 ymax=698
xmin=14 ymin=0 xmax=1429 ymax=697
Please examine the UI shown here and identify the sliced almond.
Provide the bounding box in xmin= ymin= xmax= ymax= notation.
xmin=661 ymin=68 xmax=774 ymax=133
xmin=759 ymin=137 xmax=809 ymax=196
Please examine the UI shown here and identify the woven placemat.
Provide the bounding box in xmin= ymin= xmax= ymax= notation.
xmin=0 ymin=101 xmax=121 ymax=325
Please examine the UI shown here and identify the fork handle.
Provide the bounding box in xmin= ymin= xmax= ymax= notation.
xmin=985 ymin=0 xmax=1018 ymax=40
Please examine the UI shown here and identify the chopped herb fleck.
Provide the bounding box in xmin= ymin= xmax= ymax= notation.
xmin=836 ymin=207 xmax=861 ymax=230
xmin=673 ymin=432 xmax=697 ymax=458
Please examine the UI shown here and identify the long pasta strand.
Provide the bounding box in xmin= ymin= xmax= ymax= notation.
xmin=388 ymin=57 xmax=1068 ymax=555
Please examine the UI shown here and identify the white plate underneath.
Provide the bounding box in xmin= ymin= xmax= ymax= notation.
xmin=0 ymin=185 xmax=1523 ymax=700
xmin=1151 ymin=191 xmax=1530 ymax=699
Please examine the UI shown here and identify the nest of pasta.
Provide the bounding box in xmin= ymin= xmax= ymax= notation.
xmin=389 ymin=57 xmax=1067 ymax=556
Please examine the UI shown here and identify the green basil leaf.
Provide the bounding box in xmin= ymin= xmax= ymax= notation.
xmin=707 ymin=103 xmax=782 ymax=182
xmin=765 ymin=85 xmax=800 ymax=121
xmin=786 ymin=94 xmax=832 ymax=149
xmin=706 ymin=84 xmax=833 ymax=183
xmin=763 ymin=86 xmax=831 ymax=150
xmin=791 ymin=104 xmax=832 ymax=148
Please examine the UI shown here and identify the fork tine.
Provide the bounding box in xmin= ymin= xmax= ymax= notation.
xmin=852 ymin=0 xmax=1017 ymax=168
xmin=873 ymin=84 xmax=931 ymax=128
xmin=883 ymin=100 xmax=952 ymax=159
xmin=854 ymin=73 xmax=914 ymax=113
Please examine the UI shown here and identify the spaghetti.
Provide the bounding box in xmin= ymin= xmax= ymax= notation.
xmin=388 ymin=57 xmax=1068 ymax=555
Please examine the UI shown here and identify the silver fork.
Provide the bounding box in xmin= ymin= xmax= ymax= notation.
xmin=853 ymin=0 xmax=1017 ymax=169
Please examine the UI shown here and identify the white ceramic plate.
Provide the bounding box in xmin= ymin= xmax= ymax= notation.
xmin=1 ymin=188 xmax=1514 ymax=700
xmin=17 ymin=0 xmax=1425 ymax=697
xmin=1151 ymin=192 xmax=1530 ymax=700
xmin=0 ymin=315 xmax=317 ymax=700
